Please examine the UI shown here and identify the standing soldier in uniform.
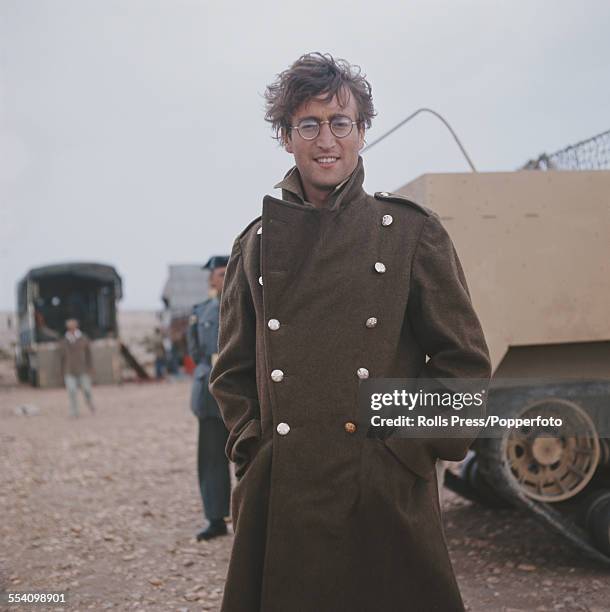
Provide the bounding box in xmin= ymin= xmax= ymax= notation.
xmin=187 ymin=255 xmax=231 ymax=541
xmin=210 ymin=53 xmax=491 ymax=611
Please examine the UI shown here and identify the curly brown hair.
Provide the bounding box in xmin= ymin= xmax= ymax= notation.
xmin=264 ymin=52 xmax=376 ymax=142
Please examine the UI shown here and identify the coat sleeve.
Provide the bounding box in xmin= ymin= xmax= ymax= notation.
xmin=209 ymin=237 xmax=262 ymax=472
xmin=385 ymin=213 xmax=491 ymax=479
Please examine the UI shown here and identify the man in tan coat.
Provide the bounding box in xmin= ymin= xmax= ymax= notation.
xmin=210 ymin=52 xmax=491 ymax=612
xmin=59 ymin=318 xmax=95 ymax=417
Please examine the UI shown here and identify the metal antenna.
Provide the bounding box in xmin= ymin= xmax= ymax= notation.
xmin=361 ymin=107 xmax=477 ymax=172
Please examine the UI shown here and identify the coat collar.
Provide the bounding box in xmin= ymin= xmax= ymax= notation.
xmin=273 ymin=156 xmax=366 ymax=212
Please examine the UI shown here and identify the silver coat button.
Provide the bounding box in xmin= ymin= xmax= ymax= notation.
xmin=382 ymin=214 xmax=393 ymax=226
xmin=365 ymin=317 xmax=378 ymax=328
xmin=374 ymin=262 xmax=386 ymax=274
xmin=257 ymin=226 xmax=262 ymax=235
xmin=268 ymin=318 xmax=280 ymax=331
xmin=258 ymin=276 xmax=263 ymax=286
xmin=357 ymin=367 xmax=370 ymax=379
xmin=277 ymin=422 xmax=290 ymax=435
xmin=271 ymin=369 xmax=284 ymax=382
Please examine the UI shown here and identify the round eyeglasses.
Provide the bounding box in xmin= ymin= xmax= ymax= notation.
xmin=291 ymin=115 xmax=359 ymax=140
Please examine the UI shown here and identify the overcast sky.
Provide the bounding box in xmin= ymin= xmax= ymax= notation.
xmin=1 ymin=0 xmax=609 ymax=310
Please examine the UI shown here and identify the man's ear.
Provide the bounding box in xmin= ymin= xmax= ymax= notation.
xmin=357 ymin=126 xmax=365 ymax=151
xmin=282 ymin=128 xmax=294 ymax=154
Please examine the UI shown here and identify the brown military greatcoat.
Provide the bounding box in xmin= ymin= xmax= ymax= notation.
xmin=209 ymin=156 xmax=491 ymax=612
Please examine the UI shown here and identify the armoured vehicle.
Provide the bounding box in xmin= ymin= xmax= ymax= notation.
xmin=15 ymin=262 xmax=123 ymax=387
xmin=398 ymin=168 xmax=610 ymax=563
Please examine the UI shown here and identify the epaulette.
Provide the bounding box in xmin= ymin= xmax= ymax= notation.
xmin=374 ymin=191 xmax=430 ymax=217
xmin=238 ymin=216 xmax=262 ymax=239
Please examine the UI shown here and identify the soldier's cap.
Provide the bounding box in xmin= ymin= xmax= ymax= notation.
xmin=202 ymin=255 xmax=229 ymax=270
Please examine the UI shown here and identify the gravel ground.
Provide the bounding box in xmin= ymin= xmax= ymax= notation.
xmin=1 ymin=379 xmax=609 ymax=612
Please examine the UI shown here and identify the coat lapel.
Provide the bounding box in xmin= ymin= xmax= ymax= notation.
xmin=261 ymin=155 xmax=366 ymax=283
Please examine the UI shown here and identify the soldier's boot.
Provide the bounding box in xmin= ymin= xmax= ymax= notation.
xmin=196 ymin=519 xmax=227 ymax=541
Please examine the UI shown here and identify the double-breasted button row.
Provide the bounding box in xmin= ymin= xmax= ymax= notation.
xmin=278 ymin=421 xmax=354 ymax=436
xmin=260 ymin=219 xmax=373 ymax=430
xmin=259 ymin=230 xmax=288 ymax=393
xmin=258 ymin=225 xmax=289 ymax=404
xmin=363 ymin=216 xmax=391 ymax=380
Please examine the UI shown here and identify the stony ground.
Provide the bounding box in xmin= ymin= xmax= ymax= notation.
xmin=1 ymin=379 xmax=609 ymax=612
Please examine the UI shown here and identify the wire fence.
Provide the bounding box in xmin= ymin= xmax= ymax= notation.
xmin=523 ymin=129 xmax=610 ymax=170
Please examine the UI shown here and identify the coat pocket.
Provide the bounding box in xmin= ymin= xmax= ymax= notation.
xmin=231 ymin=419 xmax=262 ymax=478
xmin=230 ymin=437 xmax=272 ymax=529
xmin=360 ymin=438 xmax=418 ymax=513
xmin=382 ymin=436 xmax=436 ymax=481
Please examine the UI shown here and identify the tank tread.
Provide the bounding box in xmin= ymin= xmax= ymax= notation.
xmin=477 ymin=440 xmax=610 ymax=565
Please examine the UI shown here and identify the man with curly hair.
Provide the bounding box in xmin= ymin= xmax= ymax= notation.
xmin=210 ymin=52 xmax=490 ymax=611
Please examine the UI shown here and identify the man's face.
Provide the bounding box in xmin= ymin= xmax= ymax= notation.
xmin=209 ymin=267 xmax=226 ymax=294
xmin=284 ymin=89 xmax=364 ymax=199
xmin=66 ymin=319 xmax=78 ymax=332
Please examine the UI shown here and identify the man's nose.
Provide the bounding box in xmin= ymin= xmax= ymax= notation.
xmin=316 ymin=122 xmax=336 ymax=147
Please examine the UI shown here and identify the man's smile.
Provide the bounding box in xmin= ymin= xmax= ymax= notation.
xmin=314 ymin=156 xmax=340 ymax=167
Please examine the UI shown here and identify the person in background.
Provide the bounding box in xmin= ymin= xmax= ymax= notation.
xmin=152 ymin=327 xmax=166 ymax=379
xmin=187 ymin=255 xmax=231 ymax=541
xmin=35 ymin=310 xmax=60 ymax=341
xmin=162 ymin=335 xmax=175 ymax=374
xmin=59 ymin=318 xmax=95 ymax=417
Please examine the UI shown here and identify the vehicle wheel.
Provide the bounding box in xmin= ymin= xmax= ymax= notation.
xmin=582 ymin=490 xmax=610 ymax=556
xmin=479 ymin=398 xmax=600 ymax=503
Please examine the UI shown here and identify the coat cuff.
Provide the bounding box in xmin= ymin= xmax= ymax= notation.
xmin=383 ymin=437 xmax=436 ymax=481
